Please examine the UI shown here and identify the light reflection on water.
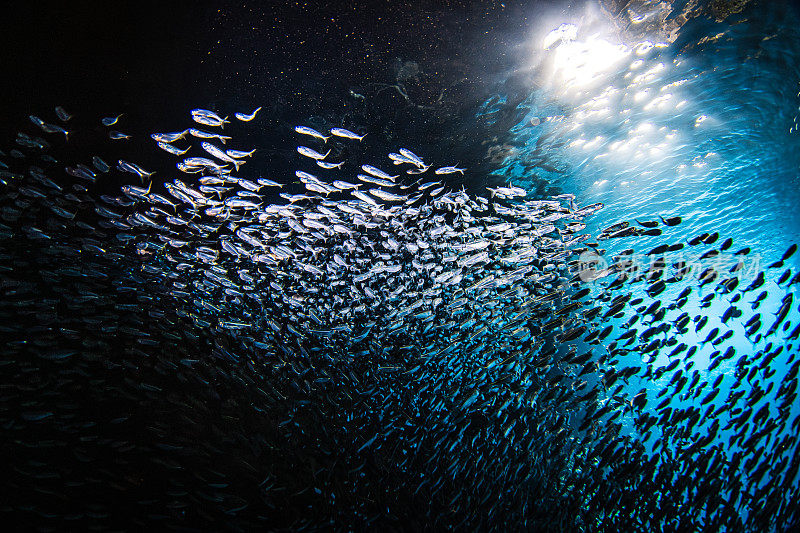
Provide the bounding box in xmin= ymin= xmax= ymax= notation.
xmin=482 ymin=0 xmax=800 ymax=517
xmin=497 ymin=0 xmax=800 ymax=259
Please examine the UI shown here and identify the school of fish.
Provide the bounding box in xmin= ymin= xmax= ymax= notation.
xmin=1 ymin=105 xmax=799 ymax=531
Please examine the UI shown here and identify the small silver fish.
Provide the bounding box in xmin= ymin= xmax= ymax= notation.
xmin=202 ymin=141 xmax=243 ymax=170
xmin=109 ymin=131 xmax=131 ymax=140
xmin=182 ymin=156 xmax=224 ymax=168
xmin=157 ymin=142 xmax=191 ymax=156
xmin=279 ymin=192 xmax=314 ymax=203
xmin=406 ymin=164 xmax=431 ymax=175
xmin=295 ymin=170 xmax=320 ymax=182
xmin=151 ymin=131 xmax=188 ymax=143
xmin=257 ymin=178 xmax=283 ymax=188
xmin=316 ymin=160 xmax=344 ymax=169
xmin=102 ymin=113 xmax=123 ymax=126
xmin=399 ymin=148 xmax=425 ymax=167
xmin=91 ymin=156 xmax=110 ymax=173
xmin=357 ymin=174 xmax=395 ymax=187
xmin=55 ymin=106 xmax=72 ymax=122
xmin=418 ymin=181 xmax=442 ymax=191
xmin=369 ymin=189 xmax=406 ymax=202
xmin=225 ymin=148 xmax=256 ymax=158
xmin=191 ymin=109 xmax=229 ymax=128
xmin=117 ymin=160 xmax=155 ymax=179
xmin=235 ymin=107 xmax=262 ymax=121
xmin=30 ymin=116 xmax=69 ymax=140
xmin=199 ymin=176 xmax=226 ymax=185
xmin=305 ymin=182 xmax=335 ymax=196
xmin=330 ymin=127 xmax=366 ymax=141
xmin=189 ymin=128 xmax=232 ymax=144
xmin=353 ymin=190 xmax=379 ymax=206
xmin=389 ymin=152 xmax=416 ymax=165
xmin=297 ymin=146 xmax=330 ymax=160
xmin=361 ymin=164 xmax=398 ymax=181
xmin=435 ymin=165 xmax=466 ymax=175
xmin=332 ymin=180 xmax=361 ymax=190
xmin=295 ymin=126 xmax=329 ymax=142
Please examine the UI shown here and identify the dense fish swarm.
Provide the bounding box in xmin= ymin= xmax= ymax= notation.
xmin=1 ymin=107 xmax=800 ymax=531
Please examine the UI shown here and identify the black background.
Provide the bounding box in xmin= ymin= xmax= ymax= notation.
xmin=0 ymin=1 xmax=562 ymax=177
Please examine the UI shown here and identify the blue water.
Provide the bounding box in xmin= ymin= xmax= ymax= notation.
xmin=482 ymin=0 xmax=800 ymax=525
xmin=492 ymin=1 xmax=800 ymax=253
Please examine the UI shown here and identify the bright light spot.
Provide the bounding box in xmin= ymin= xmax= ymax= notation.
xmin=542 ymin=23 xmax=578 ymax=50
xmin=583 ymin=136 xmax=604 ymax=149
xmin=643 ymin=93 xmax=674 ymax=111
xmin=635 ymin=41 xmax=655 ymax=55
xmin=569 ymin=138 xmax=586 ymax=148
xmin=632 ymin=62 xmax=666 ymax=85
xmin=630 ymin=59 xmax=644 ymax=70
xmin=695 ymin=115 xmax=708 ymax=126
xmin=549 ymin=36 xmax=630 ymax=89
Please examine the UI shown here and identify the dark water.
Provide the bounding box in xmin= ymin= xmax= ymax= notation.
xmin=2 ymin=0 xmax=800 ymax=531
